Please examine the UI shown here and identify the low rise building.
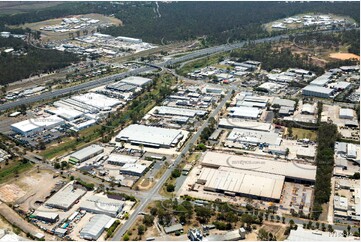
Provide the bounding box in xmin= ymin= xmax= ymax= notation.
xmin=80 ymin=214 xmax=113 ymax=240
xmin=164 ymin=224 xmax=183 ymax=234
xmin=115 ymin=124 xmax=184 ymax=148
xmin=80 ymin=195 xmax=124 ymax=217
xmin=11 ymin=115 xmax=65 ymax=137
xmin=119 ymin=76 xmax=152 ymax=87
xmin=302 ymin=85 xmax=335 ymax=98
xmin=226 ymin=128 xmax=282 ymax=146
xmin=45 ymin=181 xmax=86 ymax=210
xmin=69 ymin=144 xmax=104 ymax=163
xmin=339 ymin=108 xmax=354 ymax=120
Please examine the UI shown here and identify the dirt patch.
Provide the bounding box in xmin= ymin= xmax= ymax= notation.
xmin=261 ymin=222 xmax=288 ymax=240
xmin=0 ymin=184 xmax=26 ymax=203
xmin=329 ymin=52 xmax=360 ymax=60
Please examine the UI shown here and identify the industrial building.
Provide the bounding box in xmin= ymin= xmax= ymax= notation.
xmin=45 ymin=182 xmax=87 ymax=210
xmin=339 ymin=108 xmax=354 ymax=119
xmin=218 ymin=118 xmax=271 ymax=132
xmin=32 ymin=211 xmax=59 ymax=223
xmin=115 ymin=124 xmax=184 ymax=148
xmin=200 ymin=152 xmax=317 ymax=183
xmin=45 ymin=107 xmax=84 ymax=121
xmin=227 ymin=106 xmax=261 ymax=119
xmin=226 ymin=128 xmax=282 ymax=146
xmin=107 ymin=153 xmax=138 ymax=166
xmin=80 ymin=195 xmax=124 ymax=217
xmin=197 ymin=167 xmax=285 ymax=201
xmin=236 ymin=94 xmax=268 ymax=108
xmin=152 ymin=106 xmax=207 ymax=117
xmin=119 ymin=76 xmax=152 ymax=87
xmin=309 ymin=73 xmax=331 ymax=86
xmin=80 ymin=214 xmax=114 ymax=240
xmin=302 ymin=85 xmax=335 ymax=98
xmin=164 ymin=224 xmax=183 ymax=234
xmin=301 ymin=104 xmax=316 ymax=115
xmin=207 ymin=228 xmax=246 ymax=241
xmin=272 ymin=98 xmax=296 ymax=109
xmin=69 ymin=144 xmax=104 ymax=163
xmin=119 ymin=163 xmax=148 ymax=176
xmin=71 ymin=93 xmax=122 ymax=111
xmin=106 ymin=82 xmax=137 ymax=93
xmin=335 ymin=142 xmax=358 ymax=160
xmin=11 ymin=115 xmax=65 ymax=137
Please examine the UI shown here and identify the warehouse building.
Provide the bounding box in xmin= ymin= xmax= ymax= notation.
xmin=197 ymin=167 xmax=284 ymax=201
xmin=106 ymin=82 xmax=137 ymax=92
xmin=45 ymin=182 xmax=86 ymax=210
xmin=301 ymin=103 xmax=316 ymax=115
xmin=11 ymin=115 xmax=65 ymax=137
xmin=80 ymin=195 xmax=124 ymax=217
xmin=201 ymin=152 xmax=317 ymax=183
xmin=164 ymin=224 xmax=183 ymax=234
xmin=45 ymin=107 xmax=84 ymax=121
xmin=71 ymin=93 xmax=122 ymax=111
xmin=119 ymin=76 xmax=152 ymax=87
xmin=80 ymin=214 xmax=114 ymax=240
xmin=32 ymin=211 xmax=59 ymax=223
xmin=226 ymin=128 xmax=282 ymax=146
xmin=152 ymin=106 xmax=207 ymax=117
xmin=115 ymin=124 xmax=184 ymax=148
xmin=309 ymin=73 xmax=331 ymax=86
xmin=69 ymin=144 xmax=103 ymax=164
xmin=227 ymin=106 xmax=261 ymax=119
xmin=119 ymin=163 xmax=148 ymax=176
xmin=302 ymin=85 xmax=335 ymax=98
xmin=107 ymin=153 xmax=138 ymax=166
xmin=219 ymin=118 xmax=271 ymax=132
xmin=339 ymin=108 xmax=354 ymax=120
xmin=272 ymin=98 xmax=296 ymax=109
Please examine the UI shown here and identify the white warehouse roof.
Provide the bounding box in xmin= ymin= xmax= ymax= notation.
xmin=302 ymin=85 xmax=334 ymax=95
xmin=11 ymin=115 xmax=64 ymax=133
xmin=71 ymin=93 xmax=121 ymax=111
xmin=228 ymin=106 xmax=261 ymax=119
xmin=80 ymin=214 xmax=112 ymax=240
xmin=116 ymin=124 xmax=184 ymax=147
xmin=198 ymin=167 xmax=284 ymax=200
xmin=120 ymin=76 xmax=152 ymax=87
xmin=339 ymin=108 xmax=354 ymax=119
xmin=70 ymin=144 xmax=104 ymax=162
xmin=153 ymin=106 xmax=207 ymax=117
xmin=227 ymin=128 xmax=282 ymax=146
xmin=201 ymin=152 xmax=317 ymax=182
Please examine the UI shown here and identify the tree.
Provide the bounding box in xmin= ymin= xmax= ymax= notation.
xmin=166 ymin=184 xmax=175 ymax=192
xmin=123 ymin=234 xmax=130 ymax=241
xmin=143 ymin=215 xmax=154 ymax=227
xmin=54 ymin=162 xmax=61 ymax=169
xmin=138 ymin=225 xmax=145 ymax=235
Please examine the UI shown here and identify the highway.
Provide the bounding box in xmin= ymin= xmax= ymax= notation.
xmin=0 ymin=27 xmax=356 ymax=112
xmin=111 ymin=88 xmax=234 ymax=240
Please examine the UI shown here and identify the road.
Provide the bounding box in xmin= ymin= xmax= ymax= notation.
xmin=112 ymin=87 xmax=234 ymax=240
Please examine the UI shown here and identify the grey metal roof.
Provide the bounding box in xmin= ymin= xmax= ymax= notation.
xmin=164 ymin=224 xmax=183 ymax=234
xmin=70 ymin=144 xmax=103 ymax=161
xmin=80 ymin=214 xmax=112 ymax=238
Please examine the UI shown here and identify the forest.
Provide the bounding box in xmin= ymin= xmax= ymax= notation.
xmin=0 ymin=2 xmax=359 ymax=44
xmin=294 ymin=29 xmax=360 ymax=55
xmin=0 ymin=37 xmax=79 ymax=85
xmin=230 ymin=43 xmax=325 ymax=75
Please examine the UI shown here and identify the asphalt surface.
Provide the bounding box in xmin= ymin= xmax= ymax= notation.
xmin=1 ymin=27 xmax=357 ymax=112
xmin=111 ymin=88 xmax=234 ymax=240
